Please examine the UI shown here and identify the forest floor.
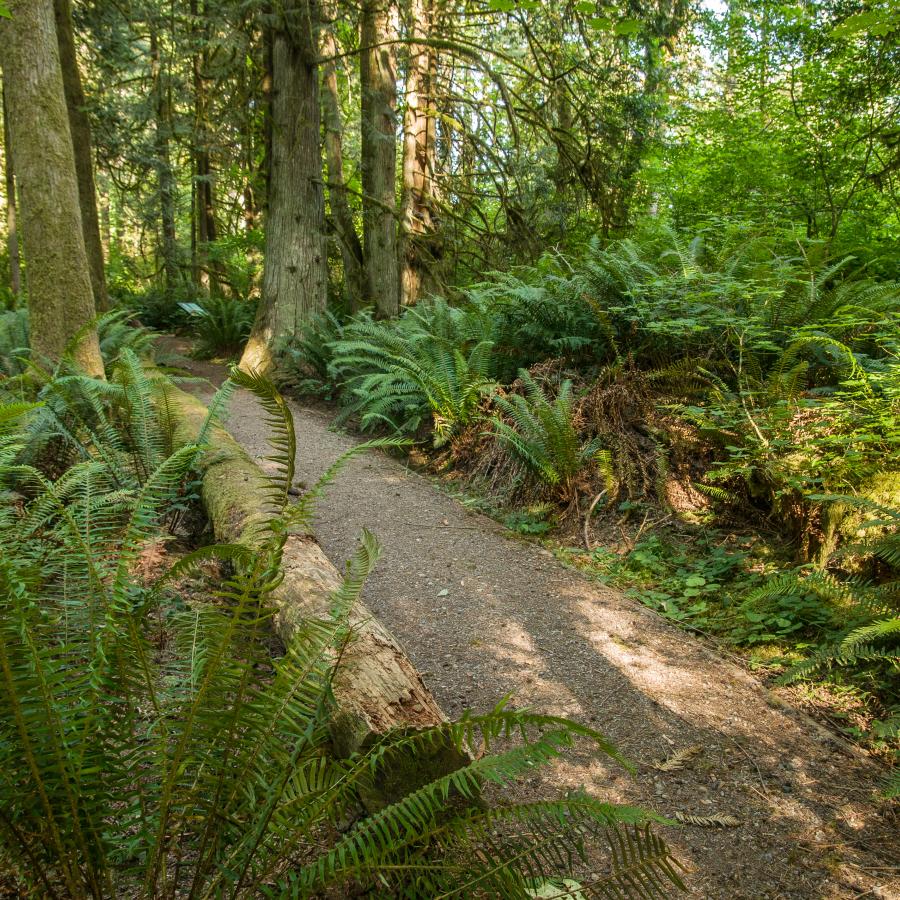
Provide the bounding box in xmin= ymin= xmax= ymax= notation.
xmin=169 ymin=341 xmax=899 ymax=900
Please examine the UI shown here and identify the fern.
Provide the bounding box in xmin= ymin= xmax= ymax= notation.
xmin=489 ymin=370 xmax=605 ymax=496
xmin=185 ymin=295 xmax=256 ymax=359
xmin=0 ymin=367 xmax=684 ymax=897
xmin=329 ymin=301 xmax=498 ymax=444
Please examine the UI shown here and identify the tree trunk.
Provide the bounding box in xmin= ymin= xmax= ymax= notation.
xmin=239 ymin=0 xmax=328 ymax=374
xmin=53 ymin=0 xmax=108 ymax=313
xmin=150 ymin=22 xmax=179 ymax=302
xmin=163 ymin=378 xmax=468 ymax=808
xmin=321 ymin=0 xmax=363 ymax=310
xmin=399 ymin=0 xmax=440 ymax=307
xmin=100 ymin=186 xmax=110 ymax=258
xmin=1 ymin=90 xmax=22 ymax=304
xmin=0 ymin=0 xmax=103 ymax=376
xmin=192 ymin=0 xmax=221 ymax=294
xmin=361 ymin=0 xmax=400 ymax=318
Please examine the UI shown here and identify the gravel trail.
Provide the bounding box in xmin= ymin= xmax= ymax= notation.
xmin=172 ymin=344 xmax=898 ymax=899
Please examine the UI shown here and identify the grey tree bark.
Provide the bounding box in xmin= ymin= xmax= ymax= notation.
xmin=399 ymin=0 xmax=440 ymax=307
xmin=1 ymin=90 xmax=21 ymax=303
xmin=239 ymin=0 xmax=328 ymax=373
xmin=361 ymin=0 xmax=400 ymax=318
xmin=0 ymin=0 xmax=104 ymax=377
xmin=321 ymin=0 xmax=363 ymax=310
xmin=53 ymin=0 xmax=108 ymax=312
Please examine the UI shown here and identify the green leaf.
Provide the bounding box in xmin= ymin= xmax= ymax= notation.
xmin=832 ymin=10 xmax=899 ymax=37
xmin=614 ymin=17 xmax=642 ymax=35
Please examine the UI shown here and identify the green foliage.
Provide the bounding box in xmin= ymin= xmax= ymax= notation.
xmin=184 ymin=295 xmax=257 ymax=359
xmin=0 ymin=308 xmax=156 ymax=379
xmin=0 ymin=366 xmax=684 ymax=897
xmin=278 ymin=308 xmax=346 ymax=397
xmin=581 ymin=532 xmax=758 ymax=628
xmin=490 ymin=371 xmax=604 ymax=494
xmin=203 ymin=229 xmax=265 ymax=299
xmin=467 ymin=258 xmax=614 ymax=380
xmin=774 ymin=498 xmax=899 ymax=791
xmin=97 ymin=308 xmax=157 ymax=363
xmin=504 ymin=505 xmax=555 ymax=535
xmin=329 ymin=299 xmax=498 ymax=444
xmin=127 ymin=286 xmax=194 ymax=330
xmin=0 ymin=307 xmax=29 ymax=376
xmin=570 ymin=497 xmax=898 ymax=786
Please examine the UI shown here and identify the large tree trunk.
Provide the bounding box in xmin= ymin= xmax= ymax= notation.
xmin=361 ymin=0 xmax=400 ymax=318
xmin=163 ymin=378 xmax=468 ymax=808
xmin=240 ymin=0 xmax=328 ymax=374
xmin=53 ymin=0 xmax=108 ymax=313
xmin=321 ymin=0 xmax=363 ymax=310
xmin=399 ymin=0 xmax=440 ymax=307
xmin=0 ymin=0 xmax=103 ymax=377
xmin=150 ymin=22 xmax=180 ymax=302
xmin=1 ymin=90 xmax=21 ymax=303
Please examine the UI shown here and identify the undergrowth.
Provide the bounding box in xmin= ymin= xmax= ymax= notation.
xmin=0 ymin=351 xmax=685 ymax=896
xmin=275 ymin=223 xmax=899 ymax=785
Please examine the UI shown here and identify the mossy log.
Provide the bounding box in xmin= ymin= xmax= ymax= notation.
xmin=162 ymin=381 xmax=468 ymax=807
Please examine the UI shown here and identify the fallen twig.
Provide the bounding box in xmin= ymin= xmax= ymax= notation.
xmin=582 ymin=489 xmax=608 ymax=551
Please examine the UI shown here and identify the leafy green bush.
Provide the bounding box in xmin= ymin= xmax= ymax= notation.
xmin=0 ymin=368 xmax=684 ymax=898
xmin=0 ymin=307 xmax=29 ymax=376
xmin=0 ymin=308 xmax=155 ymax=380
xmin=203 ymin=228 xmax=264 ymax=299
xmin=125 ymin=286 xmax=194 ymax=330
xmin=278 ymin=308 xmax=345 ymax=396
xmin=329 ymin=299 xmax=498 ymax=443
xmin=97 ymin=308 xmax=157 ymax=362
xmin=467 ymin=256 xmax=613 ymax=380
xmin=774 ymin=498 xmax=899 ymax=794
xmin=489 ymin=371 xmax=606 ymax=497
xmin=185 ymin=294 xmax=257 ymax=359
xmin=684 ymin=357 xmax=900 ymax=554
xmin=580 ymin=532 xmax=758 ymax=629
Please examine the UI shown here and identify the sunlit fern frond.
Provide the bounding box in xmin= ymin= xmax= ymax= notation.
xmin=230 ymin=366 xmax=296 ymax=511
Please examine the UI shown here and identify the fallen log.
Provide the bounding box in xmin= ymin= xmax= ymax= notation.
xmin=161 ymin=379 xmax=468 ymax=808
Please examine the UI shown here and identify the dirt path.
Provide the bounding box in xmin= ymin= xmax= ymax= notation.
xmin=171 ymin=345 xmax=898 ymax=899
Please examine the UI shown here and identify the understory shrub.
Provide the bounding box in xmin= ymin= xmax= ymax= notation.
xmin=183 ymin=294 xmax=257 ymax=358
xmin=277 ymin=308 xmax=345 ymax=396
xmin=0 ymin=363 xmax=685 ymax=898
xmin=0 ymin=308 xmax=155 ymax=379
xmin=489 ymin=370 xmax=609 ymax=499
xmin=279 ymin=221 xmax=898 ymax=556
xmin=329 ymin=299 xmax=498 ymax=443
xmin=0 ymin=307 xmax=28 ymax=376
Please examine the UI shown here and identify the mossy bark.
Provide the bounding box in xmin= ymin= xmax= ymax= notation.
xmin=162 ymin=380 xmax=469 ymax=807
xmin=321 ymin=0 xmax=364 ymax=311
xmin=53 ymin=0 xmax=108 ymax=313
xmin=0 ymin=0 xmax=104 ymax=377
xmin=1 ymin=90 xmax=21 ymax=302
xmin=240 ymin=0 xmax=327 ymax=374
xmin=399 ymin=0 xmax=441 ymax=307
xmin=361 ymin=0 xmax=400 ymax=318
